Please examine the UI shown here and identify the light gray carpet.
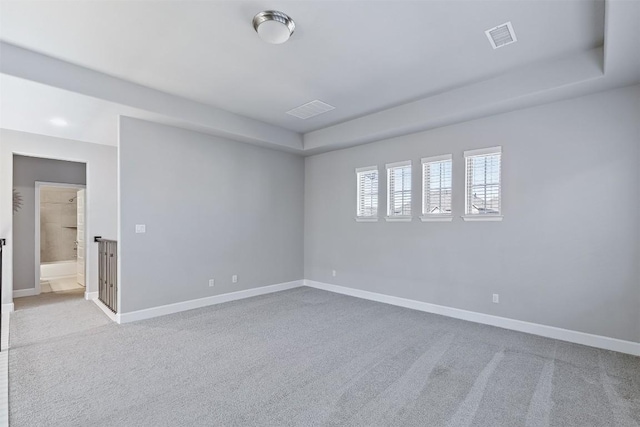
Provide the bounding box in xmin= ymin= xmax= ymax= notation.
xmin=13 ymin=288 xmax=84 ymax=311
xmin=9 ymin=287 xmax=640 ymax=426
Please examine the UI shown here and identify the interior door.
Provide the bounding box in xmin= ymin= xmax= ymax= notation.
xmin=76 ymin=189 xmax=86 ymax=286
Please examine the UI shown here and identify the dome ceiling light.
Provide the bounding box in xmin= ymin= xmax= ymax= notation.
xmin=252 ymin=10 xmax=295 ymax=44
xmin=49 ymin=117 xmax=68 ymax=126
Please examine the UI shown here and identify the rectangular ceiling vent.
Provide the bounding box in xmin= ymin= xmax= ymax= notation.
xmin=286 ymin=100 xmax=335 ymax=119
xmin=485 ymin=21 xmax=517 ymax=49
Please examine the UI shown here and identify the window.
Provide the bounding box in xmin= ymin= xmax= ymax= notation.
xmin=421 ymin=154 xmax=453 ymax=221
xmin=356 ymin=166 xmax=379 ymax=220
xmin=386 ymin=161 xmax=412 ymax=221
xmin=464 ymin=146 xmax=502 ymax=221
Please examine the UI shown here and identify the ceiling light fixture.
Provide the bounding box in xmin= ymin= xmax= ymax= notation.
xmin=49 ymin=118 xmax=68 ymax=127
xmin=252 ymin=10 xmax=295 ymax=44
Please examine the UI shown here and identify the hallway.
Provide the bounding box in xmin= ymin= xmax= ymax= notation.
xmin=14 ymin=287 xmax=84 ymax=311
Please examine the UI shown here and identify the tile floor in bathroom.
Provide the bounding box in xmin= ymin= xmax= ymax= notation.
xmin=40 ymin=277 xmax=84 ymax=293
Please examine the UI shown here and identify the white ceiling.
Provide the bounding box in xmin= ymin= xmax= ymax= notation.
xmin=0 ymin=0 xmax=605 ymax=134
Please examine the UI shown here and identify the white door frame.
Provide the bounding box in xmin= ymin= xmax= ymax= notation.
xmin=34 ymin=181 xmax=86 ymax=295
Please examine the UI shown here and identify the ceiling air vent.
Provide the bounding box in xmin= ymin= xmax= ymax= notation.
xmin=485 ymin=21 xmax=517 ymax=49
xmin=286 ymin=100 xmax=335 ymax=119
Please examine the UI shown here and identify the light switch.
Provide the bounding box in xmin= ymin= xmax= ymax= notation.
xmin=135 ymin=224 xmax=146 ymax=233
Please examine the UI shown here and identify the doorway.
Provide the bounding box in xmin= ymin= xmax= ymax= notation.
xmin=35 ymin=183 xmax=86 ymax=296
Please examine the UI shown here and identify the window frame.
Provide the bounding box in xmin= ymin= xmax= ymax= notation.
xmin=355 ymin=165 xmax=379 ymax=222
xmin=421 ymin=154 xmax=453 ymax=222
xmin=463 ymin=146 xmax=503 ymax=222
xmin=385 ymin=160 xmax=413 ymax=222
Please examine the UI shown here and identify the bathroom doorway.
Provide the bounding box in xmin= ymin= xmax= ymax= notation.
xmin=35 ymin=182 xmax=86 ymax=296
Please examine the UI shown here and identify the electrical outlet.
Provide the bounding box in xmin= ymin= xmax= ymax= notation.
xmin=332 ymin=270 xmax=337 ymax=277
xmin=493 ymin=294 xmax=499 ymax=303
xmin=232 ymin=275 xmax=238 ymax=283
xmin=209 ymin=279 xmax=215 ymax=287
xmin=135 ymin=224 xmax=146 ymax=233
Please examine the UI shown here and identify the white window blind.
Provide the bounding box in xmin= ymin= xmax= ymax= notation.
xmin=465 ymin=147 xmax=501 ymax=215
xmin=386 ymin=161 xmax=412 ymax=217
xmin=422 ymin=155 xmax=452 ymax=216
xmin=356 ymin=166 xmax=378 ymax=218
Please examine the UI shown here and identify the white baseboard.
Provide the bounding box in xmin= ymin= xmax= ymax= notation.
xmin=1 ymin=311 xmax=10 ymax=350
xmin=13 ymin=288 xmax=39 ymax=298
xmin=92 ymin=298 xmax=120 ymax=323
xmin=96 ymin=277 xmax=640 ymax=356
xmin=87 ymin=292 xmax=119 ymax=322
xmin=118 ymin=280 xmax=304 ymax=324
xmin=304 ymin=280 xmax=640 ymax=357
xmin=1 ymin=303 xmax=14 ymax=314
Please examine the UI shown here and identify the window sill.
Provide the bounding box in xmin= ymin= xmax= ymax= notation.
xmin=385 ymin=216 xmax=412 ymax=222
xmin=420 ymin=215 xmax=453 ymax=222
xmin=355 ymin=217 xmax=378 ymax=222
xmin=462 ymin=215 xmax=503 ymax=222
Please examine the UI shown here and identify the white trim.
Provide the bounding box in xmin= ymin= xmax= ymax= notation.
xmin=86 ymin=291 xmax=121 ymax=324
xmin=117 ymin=116 xmax=123 ymax=318
xmin=421 ymin=154 xmax=452 ymax=164
xmin=462 ymin=215 xmax=503 ymax=222
xmin=91 ymin=297 xmax=120 ymax=323
xmin=384 ymin=216 xmax=412 ymax=222
xmin=118 ymin=280 xmax=304 ymax=324
xmin=13 ymin=288 xmax=39 ymax=298
xmin=85 ymin=291 xmax=99 ymax=301
xmin=385 ymin=160 xmax=411 ymax=169
xmin=1 ymin=304 xmax=13 ymax=314
xmin=464 ymin=146 xmax=501 ymax=157
xmin=303 ymin=280 xmax=640 ymax=356
xmin=355 ymin=165 xmax=377 ymax=173
xmin=355 ymin=217 xmax=378 ymax=222
xmin=35 ymin=181 xmax=86 ymax=297
xmin=420 ymin=215 xmax=453 ymax=222
xmin=1 ymin=311 xmax=10 ymax=350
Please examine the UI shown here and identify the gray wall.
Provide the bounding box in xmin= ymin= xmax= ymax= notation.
xmin=119 ymin=117 xmax=304 ymax=313
xmin=304 ymin=85 xmax=640 ymax=343
xmin=12 ymin=155 xmax=86 ymax=290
